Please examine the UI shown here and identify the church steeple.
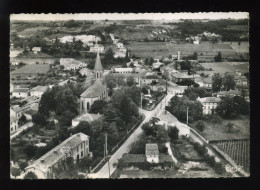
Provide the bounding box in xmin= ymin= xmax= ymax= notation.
xmin=94 ymin=52 xmax=103 ymax=79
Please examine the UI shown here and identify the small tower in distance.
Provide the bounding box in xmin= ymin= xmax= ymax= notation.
xmin=94 ymin=52 xmax=104 ymax=80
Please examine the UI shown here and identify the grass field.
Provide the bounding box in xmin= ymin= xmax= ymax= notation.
xmin=190 ymin=115 xmax=250 ymax=141
xmin=199 ymin=62 xmax=249 ymax=74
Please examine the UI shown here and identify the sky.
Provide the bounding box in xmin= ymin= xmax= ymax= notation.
xmin=10 ymin=13 xmax=249 ymax=21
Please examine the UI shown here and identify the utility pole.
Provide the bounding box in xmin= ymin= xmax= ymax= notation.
xmin=186 ymin=106 xmax=189 ymax=125
xmin=140 ymin=92 xmax=142 ymax=110
xmin=105 ymin=132 xmax=108 ymax=157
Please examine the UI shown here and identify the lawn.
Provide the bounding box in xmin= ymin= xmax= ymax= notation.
xmin=190 ymin=115 xmax=250 ymax=141
xmin=199 ymin=62 xmax=249 ymax=74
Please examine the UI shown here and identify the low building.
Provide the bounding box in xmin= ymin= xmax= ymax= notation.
xmin=146 ymin=144 xmax=159 ymax=163
xmin=114 ymin=51 xmax=126 ymax=58
xmin=32 ymin=47 xmax=41 ymax=54
xmin=89 ymin=44 xmax=104 ymax=53
xmin=170 ymin=73 xmax=194 ymax=83
xmin=116 ymin=43 xmax=124 ymax=48
xmin=10 ymin=116 xmax=19 ymax=133
xmin=141 ymin=75 xmax=159 ymax=85
xmin=202 ymin=77 xmax=213 ymax=90
xmin=30 ymin=86 xmax=48 ymax=98
xmin=25 ymin=133 xmax=91 ymax=179
xmin=216 ymin=90 xmax=242 ymax=97
xmin=12 ymin=88 xmax=29 ymax=98
xmin=198 ymin=97 xmax=221 ymax=115
xmin=72 ymin=113 xmax=102 ymax=128
xmin=79 ymin=68 xmax=92 ymax=76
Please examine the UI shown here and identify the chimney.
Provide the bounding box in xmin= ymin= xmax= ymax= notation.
xmin=40 ymin=159 xmax=44 ymax=164
xmin=177 ymin=51 xmax=181 ymax=61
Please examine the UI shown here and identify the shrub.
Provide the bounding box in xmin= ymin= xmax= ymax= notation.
xmin=211 ymin=115 xmax=222 ymax=124
xmin=196 ymin=120 xmax=205 ymax=132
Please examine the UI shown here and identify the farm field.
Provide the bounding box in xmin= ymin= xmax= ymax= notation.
xmin=211 ymin=139 xmax=250 ymax=173
xmin=199 ymin=62 xmax=249 ymax=74
xmin=223 ymin=41 xmax=249 ymax=54
xmin=190 ymin=115 xmax=250 ymax=141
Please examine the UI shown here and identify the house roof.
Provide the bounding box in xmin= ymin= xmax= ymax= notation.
xmin=32 ymin=47 xmax=41 ymax=51
xmin=13 ymin=88 xmax=29 ymax=93
xmin=25 ymin=133 xmax=89 ymax=173
xmin=94 ymin=53 xmax=103 ymax=71
xmin=171 ymin=73 xmax=193 ymax=79
xmin=146 ymin=144 xmax=159 ymax=156
xmin=80 ymin=80 xmax=107 ymax=98
xmin=198 ymin=97 xmax=221 ymax=103
xmin=30 ymin=86 xmax=48 ymax=93
xmin=143 ymin=75 xmax=159 ymax=80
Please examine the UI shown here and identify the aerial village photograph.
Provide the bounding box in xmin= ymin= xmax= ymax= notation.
xmin=9 ymin=13 xmax=250 ymax=179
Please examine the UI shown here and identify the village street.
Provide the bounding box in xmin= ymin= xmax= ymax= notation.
xmin=88 ymin=92 xmax=175 ymax=178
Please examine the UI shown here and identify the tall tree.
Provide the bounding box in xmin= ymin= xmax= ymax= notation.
xmin=212 ymin=73 xmax=223 ymax=92
xmin=222 ymin=74 xmax=236 ymax=91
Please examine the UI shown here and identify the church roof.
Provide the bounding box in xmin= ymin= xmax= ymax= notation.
xmin=94 ymin=53 xmax=103 ymax=71
xmin=80 ymin=80 xmax=107 ymax=98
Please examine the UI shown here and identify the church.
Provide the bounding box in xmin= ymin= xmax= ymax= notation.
xmin=80 ymin=53 xmax=108 ymax=114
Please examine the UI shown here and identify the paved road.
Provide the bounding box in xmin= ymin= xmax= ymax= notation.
xmin=88 ymin=94 xmax=174 ymax=178
xmin=165 ymin=142 xmax=178 ymax=165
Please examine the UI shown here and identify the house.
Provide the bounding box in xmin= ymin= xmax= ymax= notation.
xmin=80 ymin=53 xmax=108 ymax=114
xmin=202 ymin=77 xmax=213 ymax=90
xmin=89 ymin=44 xmax=104 ymax=53
xmin=170 ymin=73 xmax=194 ymax=83
xmin=216 ymin=90 xmax=242 ymax=98
xmin=10 ymin=116 xmax=19 ymax=133
xmin=25 ymin=133 xmax=91 ymax=179
xmin=152 ymin=61 xmax=165 ymax=70
xmin=235 ymin=75 xmax=248 ymax=87
xmin=79 ymin=68 xmax=92 ymax=76
xmin=114 ymin=51 xmax=126 ymax=58
xmin=141 ymin=75 xmax=159 ymax=85
xmin=116 ymin=43 xmax=124 ymax=48
xmin=30 ymin=86 xmax=48 ymax=98
xmin=60 ymin=58 xmax=87 ymax=71
xmin=32 ymin=47 xmax=41 ymax=54
xmin=145 ymin=144 xmax=159 ymax=163
xmin=12 ymin=88 xmax=30 ymax=98
xmin=72 ymin=113 xmax=102 ymax=128
xmin=198 ymin=97 xmax=221 ymax=115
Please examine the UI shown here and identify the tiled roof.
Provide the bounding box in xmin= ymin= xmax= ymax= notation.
xmin=143 ymin=75 xmax=159 ymax=80
xmin=94 ymin=53 xmax=103 ymax=71
xmin=121 ymin=154 xmax=146 ymax=163
xmin=25 ymin=133 xmax=89 ymax=173
xmin=80 ymin=80 xmax=107 ymax=98
xmin=146 ymin=144 xmax=159 ymax=156
xmin=171 ymin=73 xmax=193 ymax=79
xmin=13 ymin=88 xmax=29 ymax=93
xmin=30 ymin=86 xmax=48 ymax=93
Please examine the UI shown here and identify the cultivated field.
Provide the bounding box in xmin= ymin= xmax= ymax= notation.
xmin=211 ymin=139 xmax=250 ymax=172
xmin=191 ymin=115 xmax=250 ymax=141
xmin=199 ymin=62 xmax=249 ymax=74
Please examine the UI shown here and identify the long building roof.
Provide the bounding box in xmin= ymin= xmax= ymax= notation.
xmin=80 ymin=80 xmax=107 ymax=98
xmin=25 ymin=133 xmax=89 ymax=173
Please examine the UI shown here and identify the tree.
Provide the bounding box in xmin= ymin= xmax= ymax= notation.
xmin=24 ymin=144 xmax=37 ymax=159
xmin=222 ymin=74 xmax=236 ymax=91
xmin=156 ymin=125 xmax=169 ymax=143
xmin=24 ymin=171 xmax=38 ymax=179
xmin=193 ymin=52 xmax=198 ymax=60
xmin=120 ymin=95 xmax=139 ymax=123
xmin=103 ymin=103 xmax=120 ymax=122
xmin=180 ymin=61 xmax=192 ymax=75
xmin=212 ymin=73 xmax=222 ymax=92
xmin=11 ymin=167 xmax=21 ymax=178
xmin=226 ymin=122 xmax=234 ymax=133
xmin=196 ymin=120 xmax=205 ymax=132
xmin=105 ymin=73 xmax=117 ymax=89
xmin=214 ymin=52 xmax=222 ymax=62
xmin=18 ymin=115 xmax=27 ymax=125
xmin=168 ymin=126 xmax=179 ymax=142
xmin=89 ymin=100 xmax=107 ymax=114
xmin=142 ymin=122 xmax=157 ymax=137
xmin=216 ymin=96 xmax=238 ymax=118
xmin=32 ymin=113 xmax=47 ymax=126
xmin=126 ymin=86 xmax=141 ymax=106
xmin=126 ymin=76 xmax=135 ymax=87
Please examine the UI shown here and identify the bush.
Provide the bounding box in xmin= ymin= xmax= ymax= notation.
xmin=211 ymin=115 xmax=222 ymax=124
xmin=195 ymin=120 xmax=205 ymax=132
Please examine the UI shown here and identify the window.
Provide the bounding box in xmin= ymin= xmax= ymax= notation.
xmin=81 ymin=143 xmax=82 ymax=149
xmin=77 ymin=147 xmax=79 ymax=152
xmin=81 ymin=151 xmax=83 ymax=157
xmin=11 ymin=127 xmax=13 ymax=131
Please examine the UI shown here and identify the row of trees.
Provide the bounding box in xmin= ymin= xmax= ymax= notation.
xmin=212 ymin=73 xmax=236 ymax=92
xmin=183 ymin=87 xmax=212 ymax=101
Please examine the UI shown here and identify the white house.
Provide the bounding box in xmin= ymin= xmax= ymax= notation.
xmin=198 ymin=97 xmax=221 ymax=115
xmin=10 ymin=116 xmax=19 ymax=133
xmin=30 ymin=86 xmax=48 ymax=98
xmin=25 ymin=133 xmax=91 ymax=179
xmin=89 ymin=45 xmax=104 ymax=53
xmin=60 ymin=58 xmax=87 ymax=71
xmin=12 ymin=88 xmax=29 ymax=98
xmin=32 ymin=47 xmax=41 ymax=54
xmin=145 ymin=144 xmax=159 ymax=163
xmin=72 ymin=113 xmax=102 ymax=128
xmin=113 ymin=68 xmax=134 ymax=73
xmin=116 ymin=43 xmax=124 ymax=48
